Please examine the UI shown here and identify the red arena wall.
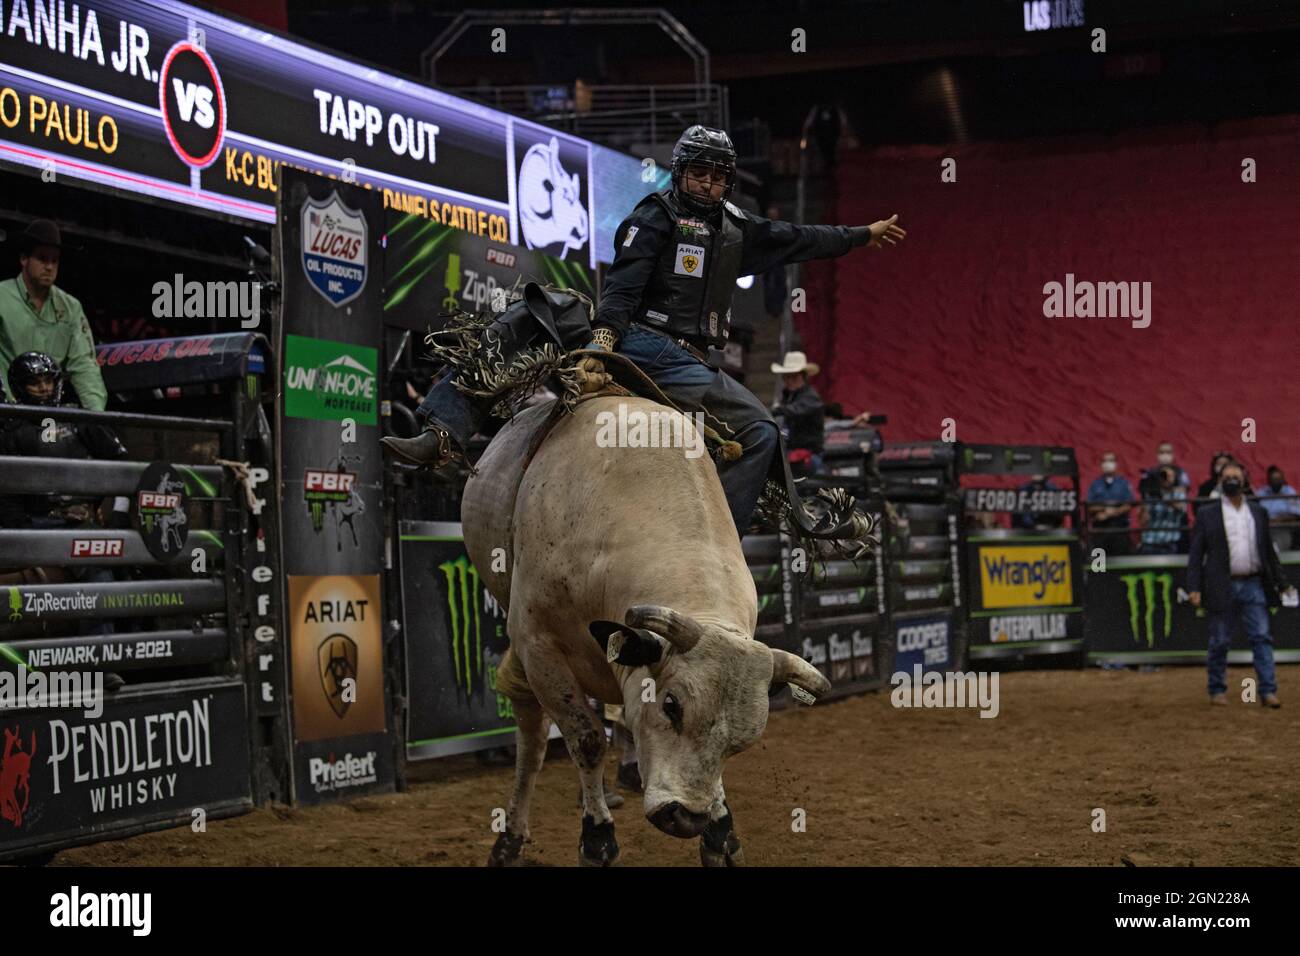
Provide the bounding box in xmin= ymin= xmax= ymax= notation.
xmin=802 ymin=114 xmax=1300 ymax=488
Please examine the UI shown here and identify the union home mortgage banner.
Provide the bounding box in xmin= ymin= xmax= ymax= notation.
xmin=275 ymin=167 xmax=392 ymax=804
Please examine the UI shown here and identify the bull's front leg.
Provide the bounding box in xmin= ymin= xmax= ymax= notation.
xmin=487 ymin=694 xmax=550 ymax=867
xmin=524 ymin=648 xmax=620 ymax=867
xmin=700 ymin=787 xmax=745 ymax=867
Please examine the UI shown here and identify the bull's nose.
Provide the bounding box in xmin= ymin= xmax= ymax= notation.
xmin=648 ymin=802 xmax=711 ymax=839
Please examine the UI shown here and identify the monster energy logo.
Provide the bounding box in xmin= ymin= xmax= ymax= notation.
xmin=440 ymin=554 xmax=482 ymax=696
xmin=1121 ymin=571 xmax=1173 ymax=647
xmin=6 ymin=587 xmax=20 ymax=622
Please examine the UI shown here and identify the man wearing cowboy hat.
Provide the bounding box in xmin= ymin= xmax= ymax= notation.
xmin=0 ymin=220 xmax=107 ymax=411
xmin=771 ymin=351 xmax=825 ymax=471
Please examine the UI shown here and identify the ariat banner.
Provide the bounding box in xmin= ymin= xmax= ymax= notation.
xmin=287 ymin=575 xmax=385 ymax=742
xmin=978 ymin=544 xmax=1073 ymax=608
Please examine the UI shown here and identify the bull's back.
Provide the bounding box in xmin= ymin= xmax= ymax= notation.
xmin=513 ymin=396 xmax=755 ymax=631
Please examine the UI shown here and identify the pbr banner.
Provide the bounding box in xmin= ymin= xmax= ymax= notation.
xmin=398 ymin=522 xmax=518 ymax=759
xmin=276 ymin=168 xmax=392 ymax=803
xmin=1084 ymin=555 xmax=1300 ymax=664
xmin=0 ymin=681 xmax=251 ymax=862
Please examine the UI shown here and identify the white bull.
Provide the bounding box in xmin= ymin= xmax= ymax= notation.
xmin=463 ymin=395 xmax=829 ymax=866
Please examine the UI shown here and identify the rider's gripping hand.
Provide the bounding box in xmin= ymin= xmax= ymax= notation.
xmin=577 ymin=326 xmax=618 ymax=393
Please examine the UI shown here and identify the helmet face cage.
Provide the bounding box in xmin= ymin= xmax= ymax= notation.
xmin=8 ymin=352 xmax=63 ymax=406
xmin=670 ymin=128 xmax=737 ymax=213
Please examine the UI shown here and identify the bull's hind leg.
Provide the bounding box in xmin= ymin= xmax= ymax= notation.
xmin=488 ymin=697 xmax=550 ymax=867
xmin=522 ymin=646 xmax=620 ymax=867
xmin=700 ymin=785 xmax=745 ymax=867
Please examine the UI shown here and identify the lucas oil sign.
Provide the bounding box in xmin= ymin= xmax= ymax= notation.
xmin=302 ymin=193 xmax=368 ymax=307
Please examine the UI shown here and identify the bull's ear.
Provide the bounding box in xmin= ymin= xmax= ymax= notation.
xmin=589 ymin=621 xmax=664 ymax=666
xmin=770 ymin=648 xmax=832 ymax=704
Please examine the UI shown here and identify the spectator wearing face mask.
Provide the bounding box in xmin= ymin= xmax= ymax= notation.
xmin=1153 ymin=441 xmax=1191 ymax=492
xmin=1086 ymin=451 xmax=1134 ymax=555
xmin=1257 ymin=465 xmax=1300 ymax=551
xmin=1138 ymin=463 xmax=1188 ymax=554
xmin=1197 ymin=450 xmax=1234 ymax=501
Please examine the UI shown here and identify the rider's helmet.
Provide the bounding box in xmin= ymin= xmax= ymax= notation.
xmin=7 ymin=351 xmax=64 ymax=406
xmin=670 ymin=125 xmax=738 ymax=216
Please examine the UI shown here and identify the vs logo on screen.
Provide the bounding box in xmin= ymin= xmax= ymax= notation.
xmin=160 ymin=41 xmax=226 ymax=168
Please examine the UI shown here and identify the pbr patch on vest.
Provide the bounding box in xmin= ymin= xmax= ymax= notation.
xmin=676 ymin=217 xmax=709 ymax=239
xmin=674 ymin=243 xmax=706 ymax=277
xmin=622 ymin=225 xmax=639 ymax=247
xmin=302 ymin=191 xmax=368 ymax=308
xmin=133 ymin=461 xmax=189 ymax=563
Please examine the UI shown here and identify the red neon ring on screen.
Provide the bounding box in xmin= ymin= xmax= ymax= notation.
xmin=158 ymin=41 xmax=227 ymax=169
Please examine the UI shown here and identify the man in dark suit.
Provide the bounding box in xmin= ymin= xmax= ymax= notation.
xmin=1188 ymin=462 xmax=1296 ymax=707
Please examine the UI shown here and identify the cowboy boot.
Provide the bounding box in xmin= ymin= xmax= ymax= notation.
xmin=380 ymin=420 xmax=464 ymax=469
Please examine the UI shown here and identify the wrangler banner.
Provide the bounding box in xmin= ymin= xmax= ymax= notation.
xmin=1084 ymin=554 xmax=1300 ymax=664
xmin=965 ymin=531 xmax=1085 ymax=661
xmin=276 ymin=168 xmax=393 ymax=803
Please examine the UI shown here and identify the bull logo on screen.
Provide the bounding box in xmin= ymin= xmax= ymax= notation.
xmin=303 ymin=454 xmax=365 ymax=551
xmin=1 ymin=727 xmax=36 ymax=830
xmin=1122 ymin=571 xmax=1173 ymax=648
xmin=160 ymin=41 xmax=227 ymax=168
xmin=518 ymin=137 xmax=588 ymax=260
xmin=302 ymin=193 xmax=368 ymax=307
xmin=318 ymin=633 xmax=359 ymax=719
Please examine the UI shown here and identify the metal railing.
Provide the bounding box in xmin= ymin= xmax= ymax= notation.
xmin=450 ymin=83 xmax=729 ymax=154
xmin=1082 ymin=492 xmax=1300 ymax=555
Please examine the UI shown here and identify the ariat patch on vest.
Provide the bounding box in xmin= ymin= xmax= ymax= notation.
xmin=674 ymin=243 xmax=705 ymax=277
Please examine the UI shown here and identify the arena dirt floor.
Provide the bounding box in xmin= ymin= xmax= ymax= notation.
xmin=55 ymin=665 xmax=1299 ymax=867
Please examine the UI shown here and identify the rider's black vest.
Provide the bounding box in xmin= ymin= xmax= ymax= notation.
xmin=635 ymin=191 xmax=746 ymax=349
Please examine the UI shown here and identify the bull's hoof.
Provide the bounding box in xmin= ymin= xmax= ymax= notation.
xmin=578 ymin=814 xmax=620 ymax=867
xmin=487 ymin=831 xmax=526 ymax=867
xmin=699 ymin=805 xmax=744 ymax=867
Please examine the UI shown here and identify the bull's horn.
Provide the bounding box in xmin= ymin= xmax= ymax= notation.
xmin=770 ymin=648 xmax=832 ymax=704
xmin=625 ymin=605 xmax=704 ymax=654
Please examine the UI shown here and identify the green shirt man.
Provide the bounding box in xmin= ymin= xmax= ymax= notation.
xmin=0 ymin=220 xmax=106 ymax=411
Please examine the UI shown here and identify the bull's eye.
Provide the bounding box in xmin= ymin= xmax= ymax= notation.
xmin=662 ymin=693 xmax=683 ymax=727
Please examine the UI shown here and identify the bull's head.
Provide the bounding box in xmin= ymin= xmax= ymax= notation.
xmin=590 ymin=604 xmax=829 ymax=838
